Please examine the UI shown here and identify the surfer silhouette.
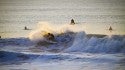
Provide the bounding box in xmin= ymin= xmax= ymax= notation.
xmin=24 ymin=26 xmax=32 ymax=30
xmin=48 ymin=33 xmax=55 ymax=40
xmin=109 ymin=26 xmax=113 ymax=31
xmin=44 ymin=33 xmax=55 ymax=41
xmin=24 ymin=26 xmax=28 ymax=30
xmin=109 ymin=26 xmax=113 ymax=32
xmin=70 ymin=19 xmax=75 ymax=25
xmin=0 ymin=36 xmax=1 ymax=38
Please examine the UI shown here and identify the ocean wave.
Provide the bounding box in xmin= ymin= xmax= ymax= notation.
xmin=0 ymin=31 xmax=125 ymax=53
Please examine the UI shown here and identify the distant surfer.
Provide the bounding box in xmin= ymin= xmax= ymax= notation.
xmin=70 ymin=19 xmax=75 ymax=25
xmin=24 ymin=26 xmax=28 ymax=30
xmin=24 ymin=26 xmax=32 ymax=30
xmin=109 ymin=26 xmax=113 ymax=31
xmin=0 ymin=36 xmax=1 ymax=38
xmin=109 ymin=26 xmax=113 ymax=32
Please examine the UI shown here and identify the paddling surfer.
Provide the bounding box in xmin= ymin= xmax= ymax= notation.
xmin=70 ymin=19 xmax=75 ymax=25
xmin=24 ymin=26 xmax=28 ymax=30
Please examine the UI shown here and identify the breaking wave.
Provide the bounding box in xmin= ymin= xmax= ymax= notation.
xmin=0 ymin=22 xmax=125 ymax=53
xmin=64 ymin=32 xmax=125 ymax=53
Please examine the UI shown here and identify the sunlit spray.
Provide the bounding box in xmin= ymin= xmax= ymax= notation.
xmin=28 ymin=21 xmax=85 ymax=42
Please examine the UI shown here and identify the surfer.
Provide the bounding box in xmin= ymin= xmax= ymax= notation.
xmin=24 ymin=26 xmax=28 ymax=30
xmin=48 ymin=33 xmax=55 ymax=40
xmin=44 ymin=33 xmax=55 ymax=41
xmin=0 ymin=36 xmax=1 ymax=38
xmin=70 ymin=19 xmax=75 ymax=25
xmin=109 ymin=26 xmax=113 ymax=31
xmin=36 ymin=33 xmax=56 ymax=47
xmin=24 ymin=26 xmax=32 ymax=30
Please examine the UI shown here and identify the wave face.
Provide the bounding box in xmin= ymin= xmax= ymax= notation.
xmin=65 ymin=32 xmax=125 ymax=53
xmin=0 ymin=31 xmax=125 ymax=53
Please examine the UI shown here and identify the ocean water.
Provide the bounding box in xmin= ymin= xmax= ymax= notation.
xmin=0 ymin=51 xmax=125 ymax=70
xmin=0 ymin=0 xmax=125 ymax=70
xmin=0 ymin=31 xmax=125 ymax=70
xmin=0 ymin=0 xmax=125 ymax=38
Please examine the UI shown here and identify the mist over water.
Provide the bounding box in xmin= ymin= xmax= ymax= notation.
xmin=29 ymin=21 xmax=85 ymax=41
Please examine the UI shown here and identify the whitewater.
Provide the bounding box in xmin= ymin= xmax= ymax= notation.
xmin=0 ymin=23 xmax=125 ymax=70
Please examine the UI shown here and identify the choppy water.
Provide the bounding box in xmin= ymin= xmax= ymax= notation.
xmin=0 ymin=0 xmax=125 ymax=70
xmin=0 ymin=51 xmax=125 ymax=70
xmin=0 ymin=31 xmax=125 ymax=70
